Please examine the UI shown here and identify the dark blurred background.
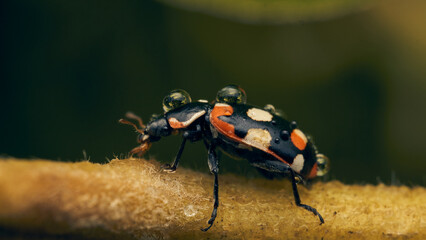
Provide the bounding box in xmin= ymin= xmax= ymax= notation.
xmin=1 ymin=0 xmax=425 ymax=185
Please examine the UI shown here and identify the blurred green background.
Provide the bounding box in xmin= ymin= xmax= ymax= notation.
xmin=1 ymin=0 xmax=425 ymax=185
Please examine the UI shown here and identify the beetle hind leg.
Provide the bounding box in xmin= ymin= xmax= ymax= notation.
xmin=289 ymin=170 xmax=324 ymax=224
xmin=201 ymin=144 xmax=219 ymax=232
xmin=252 ymin=160 xmax=324 ymax=223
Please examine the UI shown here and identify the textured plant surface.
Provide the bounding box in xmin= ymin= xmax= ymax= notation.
xmin=0 ymin=158 xmax=425 ymax=239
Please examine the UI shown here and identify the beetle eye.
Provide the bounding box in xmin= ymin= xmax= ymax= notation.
xmin=316 ymin=154 xmax=330 ymax=176
xmin=216 ymin=84 xmax=247 ymax=104
xmin=162 ymin=89 xmax=192 ymax=113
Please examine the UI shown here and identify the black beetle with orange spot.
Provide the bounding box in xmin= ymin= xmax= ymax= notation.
xmin=119 ymin=85 xmax=329 ymax=231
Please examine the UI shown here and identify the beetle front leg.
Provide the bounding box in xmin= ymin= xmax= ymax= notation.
xmin=289 ymin=169 xmax=324 ymax=224
xmin=128 ymin=141 xmax=152 ymax=157
xmin=162 ymin=126 xmax=202 ymax=172
xmin=162 ymin=137 xmax=187 ymax=173
xmin=201 ymin=144 xmax=219 ymax=232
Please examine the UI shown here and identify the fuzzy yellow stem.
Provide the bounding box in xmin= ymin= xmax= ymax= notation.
xmin=0 ymin=158 xmax=424 ymax=239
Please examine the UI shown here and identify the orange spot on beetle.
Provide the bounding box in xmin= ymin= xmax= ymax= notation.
xmin=168 ymin=118 xmax=185 ymax=129
xmin=291 ymin=129 xmax=307 ymax=151
xmin=308 ymin=162 xmax=318 ymax=179
xmin=210 ymin=104 xmax=235 ymax=136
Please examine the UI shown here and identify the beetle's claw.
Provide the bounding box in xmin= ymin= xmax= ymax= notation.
xmin=161 ymin=163 xmax=177 ymax=173
xmin=201 ymin=220 xmax=214 ymax=232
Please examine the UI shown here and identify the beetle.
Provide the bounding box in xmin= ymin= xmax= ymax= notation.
xmin=119 ymin=85 xmax=329 ymax=231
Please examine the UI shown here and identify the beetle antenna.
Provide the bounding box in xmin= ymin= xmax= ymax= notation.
xmin=125 ymin=112 xmax=145 ymax=129
xmin=119 ymin=119 xmax=144 ymax=134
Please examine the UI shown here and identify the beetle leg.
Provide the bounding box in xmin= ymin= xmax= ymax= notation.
xmin=202 ymin=138 xmax=210 ymax=149
xmin=182 ymin=124 xmax=203 ymax=142
xmin=162 ymin=137 xmax=187 ymax=172
xmin=201 ymin=144 xmax=219 ymax=232
xmin=162 ymin=124 xmax=204 ymax=172
xmin=289 ymin=169 xmax=324 ymax=224
xmin=129 ymin=141 xmax=151 ymax=157
xmin=250 ymin=159 xmax=291 ymax=173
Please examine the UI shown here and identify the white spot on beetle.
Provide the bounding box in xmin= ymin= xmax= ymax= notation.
xmin=168 ymin=110 xmax=206 ymax=128
xmin=243 ymin=128 xmax=272 ymax=151
xmin=291 ymin=154 xmax=305 ymax=173
xmin=247 ymin=108 xmax=273 ymax=122
xmin=197 ymin=99 xmax=208 ymax=103
xmin=215 ymin=103 xmax=231 ymax=107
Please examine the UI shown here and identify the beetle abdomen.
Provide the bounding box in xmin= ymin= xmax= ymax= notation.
xmin=210 ymin=104 xmax=292 ymax=163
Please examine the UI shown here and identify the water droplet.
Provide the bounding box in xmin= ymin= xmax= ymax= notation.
xmin=184 ymin=205 xmax=197 ymax=217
